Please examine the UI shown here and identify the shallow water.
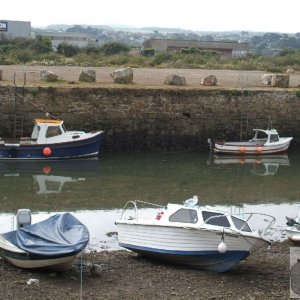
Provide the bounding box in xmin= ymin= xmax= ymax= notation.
xmin=0 ymin=151 xmax=299 ymax=250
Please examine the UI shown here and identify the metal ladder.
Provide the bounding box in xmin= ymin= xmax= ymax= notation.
xmin=240 ymin=115 xmax=248 ymax=141
xmin=13 ymin=72 xmax=26 ymax=138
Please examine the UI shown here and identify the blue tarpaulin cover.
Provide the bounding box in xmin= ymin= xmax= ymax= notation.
xmin=1 ymin=213 xmax=89 ymax=256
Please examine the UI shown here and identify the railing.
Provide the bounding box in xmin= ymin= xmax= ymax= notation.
xmin=120 ymin=200 xmax=164 ymax=221
xmin=199 ymin=212 xmax=276 ymax=236
xmin=231 ymin=212 xmax=276 ymax=234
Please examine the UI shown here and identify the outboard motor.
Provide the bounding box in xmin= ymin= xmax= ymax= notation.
xmin=16 ymin=209 xmax=32 ymax=229
xmin=286 ymin=216 xmax=300 ymax=227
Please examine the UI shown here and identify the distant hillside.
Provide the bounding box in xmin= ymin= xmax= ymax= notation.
xmin=45 ymin=24 xmax=113 ymax=31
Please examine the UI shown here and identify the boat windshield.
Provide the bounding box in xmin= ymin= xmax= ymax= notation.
xmin=62 ymin=124 xmax=67 ymax=133
xmin=169 ymin=208 xmax=198 ymax=223
xmin=269 ymin=134 xmax=279 ymax=143
xmin=46 ymin=126 xmax=62 ymax=138
xmin=231 ymin=216 xmax=251 ymax=232
xmin=202 ymin=211 xmax=231 ymax=227
xmin=254 ymin=131 xmax=268 ymax=140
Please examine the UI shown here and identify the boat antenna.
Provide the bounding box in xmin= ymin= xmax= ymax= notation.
xmin=267 ymin=116 xmax=272 ymax=130
xmin=14 ymin=89 xmax=59 ymax=120
xmin=1 ymin=78 xmax=59 ymax=120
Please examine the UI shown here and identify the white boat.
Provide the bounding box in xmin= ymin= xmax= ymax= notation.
xmin=213 ymin=129 xmax=293 ymax=155
xmin=115 ymin=196 xmax=275 ymax=272
xmin=285 ymin=213 xmax=300 ymax=243
xmin=0 ymin=213 xmax=89 ymax=270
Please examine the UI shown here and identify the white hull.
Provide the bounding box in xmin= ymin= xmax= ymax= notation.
xmin=117 ymin=223 xmax=267 ymax=272
xmin=0 ymin=235 xmax=79 ymax=271
xmin=118 ymin=223 xmax=266 ymax=252
xmin=285 ymin=226 xmax=300 ymax=243
xmin=3 ymin=254 xmax=78 ymax=271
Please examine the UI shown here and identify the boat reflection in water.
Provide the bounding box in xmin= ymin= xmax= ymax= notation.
xmin=0 ymin=159 xmax=101 ymax=194
xmin=33 ymin=174 xmax=85 ymax=194
xmin=212 ymin=154 xmax=290 ymax=176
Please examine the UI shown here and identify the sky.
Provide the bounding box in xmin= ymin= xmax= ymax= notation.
xmin=2 ymin=0 xmax=300 ymax=33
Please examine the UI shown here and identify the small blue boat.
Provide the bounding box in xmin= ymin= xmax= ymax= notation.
xmin=0 ymin=119 xmax=104 ymax=160
xmin=0 ymin=213 xmax=89 ymax=270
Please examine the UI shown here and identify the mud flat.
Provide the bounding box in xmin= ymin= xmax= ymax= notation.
xmin=0 ymin=240 xmax=291 ymax=299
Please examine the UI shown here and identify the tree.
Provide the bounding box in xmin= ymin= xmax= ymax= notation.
xmin=33 ymin=36 xmax=52 ymax=54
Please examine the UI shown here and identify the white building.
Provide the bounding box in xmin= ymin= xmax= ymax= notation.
xmin=34 ymin=31 xmax=97 ymax=49
xmin=0 ymin=20 xmax=31 ymax=39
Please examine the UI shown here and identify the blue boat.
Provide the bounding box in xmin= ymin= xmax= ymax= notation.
xmin=0 ymin=119 xmax=104 ymax=160
xmin=0 ymin=213 xmax=89 ymax=270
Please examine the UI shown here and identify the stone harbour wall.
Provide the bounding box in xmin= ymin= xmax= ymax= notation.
xmin=0 ymin=86 xmax=299 ymax=151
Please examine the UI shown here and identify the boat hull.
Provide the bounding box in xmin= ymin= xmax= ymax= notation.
xmin=0 ymin=248 xmax=79 ymax=271
xmin=0 ymin=132 xmax=103 ymax=160
xmin=214 ymin=138 xmax=292 ymax=155
xmin=117 ymin=223 xmax=266 ymax=272
xmin=285 ymin=226 xmax=300 ymax=244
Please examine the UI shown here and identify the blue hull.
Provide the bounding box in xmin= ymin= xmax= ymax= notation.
xmin=0 ymin=133 xmax=103 ymax=160
xmin=119 ymin=243 xmax=250 ymax=273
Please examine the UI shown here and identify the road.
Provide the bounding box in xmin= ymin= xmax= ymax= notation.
xmin=0 ymin=65 xmax=299 ymax=88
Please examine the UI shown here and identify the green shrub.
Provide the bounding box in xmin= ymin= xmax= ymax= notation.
xmin=108 ymin=54 xmax=130 ymax=65
xmin=151 ymin=51 xmax=175 ymax=65
xmin=57 ymin=43 xmax=80 ymax=57
xmin=128 ymin=55 xmax=147 ymax=67
xmin=101 ymin=42 xmax=129 ymax=56
xmin=141 ymin=48 xmax=155 ymax=57
xmin=266 ymin=67 xmax=284 ymax=73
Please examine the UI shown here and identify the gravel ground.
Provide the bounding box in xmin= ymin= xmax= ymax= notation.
xmin=0 ymin=65 xmax=299 ymax=88
xmin=0 ymin=241 xmax=292 ymax=299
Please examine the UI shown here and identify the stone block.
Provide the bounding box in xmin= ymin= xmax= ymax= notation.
xmin=201 ymin=75 xmax=217 ymax=86
xmin=164 ymin=74 xmax=187 ymax=86
xmin=271 ymin=74 xmax=290 ymax=88
xmin=110 ymin=67 xmax=133 ymax=84
xmin=79 ymin=70 xmax=96 ymax=82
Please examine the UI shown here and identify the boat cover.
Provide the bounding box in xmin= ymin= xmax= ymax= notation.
xmin=1 ymin=213 xmax=89 ymax=256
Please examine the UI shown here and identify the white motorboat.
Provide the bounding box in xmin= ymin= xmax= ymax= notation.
xmin=213 ymin=129 xmax=293 ymax=155
xmin=116 ymin=196 xmax=275 ymax=272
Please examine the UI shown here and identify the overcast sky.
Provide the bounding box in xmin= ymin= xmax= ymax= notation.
xmin=2 ymin=0 xmax=299 ymax=33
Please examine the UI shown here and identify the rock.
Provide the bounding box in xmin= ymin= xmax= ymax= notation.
xmin=79 ymin=70 xmax=96 ymax=82
xmin=261 ymin=74 xmax=273 ymax=85
xmin=201 ymin=75 xmax=217 ymax=86
xmin=40 ymin=70 xmax=58 ymax=82
xmin=286 ymin=68 xmax=295 ymax=73
xmin=164 ymin=74 xmax=187 ymax=86
xmin=271 ymin=74 xmax=290 ymax=88
xmin=110 ymin=67 xmax=133 ymax=84
xmin=90 ymin=264 xmax=102 ymax=276
xmin=0 ymin=69 xmax=2 ymax=81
